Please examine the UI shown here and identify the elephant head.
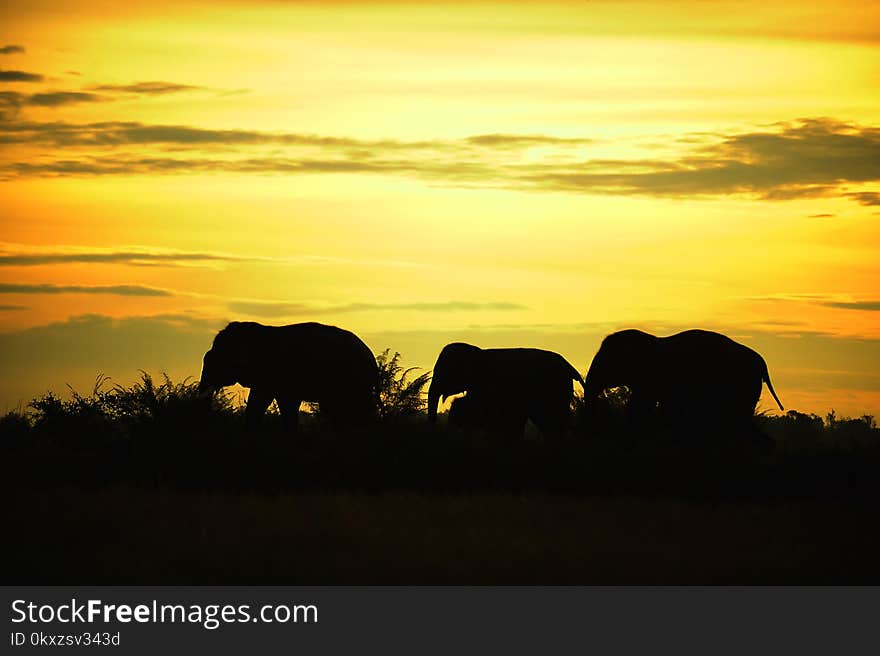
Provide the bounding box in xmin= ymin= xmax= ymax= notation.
xmin=427 ymin=342 xmax=483 ymax=423
xmin=197 ymin=322 xmax=260 ymax=395
xmin=582 ymin=329 xmax=660 ymax=399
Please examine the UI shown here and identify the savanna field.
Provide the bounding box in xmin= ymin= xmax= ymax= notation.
xmin=3 ymin=353 xmax=879 ymax=584
xmin=2 ymin=0 xmax=880 ymax=588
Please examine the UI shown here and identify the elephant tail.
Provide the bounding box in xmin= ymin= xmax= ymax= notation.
xmin=761 ymin=360 xmax=784 ymax=411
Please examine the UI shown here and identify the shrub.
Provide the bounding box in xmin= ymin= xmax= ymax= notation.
xmin=376 ymin=348 xmax=431 ymax=421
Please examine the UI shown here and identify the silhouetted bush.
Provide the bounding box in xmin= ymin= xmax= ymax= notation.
xmin=572 ymin=386 xmax=632 ymax=440
xmin=20 ymin=373 xmax=240 ymax=450
xmin=0 ymin=410 xmax=30 ymax=448
xmin=2 ymin=364 xmax=880 ymax=501
xmin=376 ymin=348 xmax=431 ymax=422
xmin=759 ymin=410 xmax=880 ymax=452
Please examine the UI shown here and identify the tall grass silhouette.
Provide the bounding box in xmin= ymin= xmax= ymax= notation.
xmin=3 ymin=351 xmax=880 ymax=584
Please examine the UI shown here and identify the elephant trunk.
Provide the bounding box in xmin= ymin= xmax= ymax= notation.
xmin=197 ymin=379 xmax=216 ymax=398
xmin=427 ymin=383 xmax=442 ymax=423
xmin=428 ymin=385 xmax=440 ymax=424
xmin=582 ymin=366 xmax=602 ymax=400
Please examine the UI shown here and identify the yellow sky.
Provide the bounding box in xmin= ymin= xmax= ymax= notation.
xmin=1 ymin=0 xmax=879 ymax=415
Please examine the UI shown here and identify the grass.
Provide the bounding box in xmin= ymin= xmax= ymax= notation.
xmin=2 ymin=369 xmax=880 ymax=583
xmin=5 ymin=486 xmax=879 ymax=584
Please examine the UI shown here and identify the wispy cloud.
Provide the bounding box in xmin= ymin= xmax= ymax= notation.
xmin=751 ymin=293 xmax=880 ymax=313
xmin=228 ymin=299 xmax=527 ymax=317
xmin=0 ymin=90 xmax=105 ymax=117
xmin=514 ymin=118 xmax=880 ymax=201
xmin=2 ymin=117 xmax=879 ymax=208
xmin=0 ymin=45 xmax=25 ymax=55
xmin=0 ymin=119 xmax=457 ymax=149
xmin=28 ymin=91 xmax=104 ymax=107
xmin=0 ymin=243 xmax=424 ymax=271
xmin=0 ymin=244 xmax=254 ymax=268
xmin=0 ymin=80 xmax=204 ymax=118
xmin=0 ymin=283 xmax=173 ymax=297
xmin=463 ymin=134 xmax=593 ymax=148
xmin=0 ymin=304 xmax=27 ymax=311
xmin=846 ymin=192 xmax=880 ymax=206
xmin=821 ymin=301 xmax=880 ymax=312
xmin=0 ymin=70 xmax=43 ymax=82
xmin=87 ymin=81 xmax=202 ymax=95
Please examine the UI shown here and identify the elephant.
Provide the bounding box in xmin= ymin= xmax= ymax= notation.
xmin=446 ymin=393 xmax=510 ymax=431
xmin=427 ymin=342 xmax=583 ymax=438
xmin=582 ymin=329 xmax=784 ymax=440
xmin=447 ymin=394 xmax=480 ymax=429
xmin=198 ymin=321 xmax=379 ymax=432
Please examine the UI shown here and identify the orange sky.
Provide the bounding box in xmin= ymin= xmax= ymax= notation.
xmin=1 ymin=0 xmax=879 ymax=415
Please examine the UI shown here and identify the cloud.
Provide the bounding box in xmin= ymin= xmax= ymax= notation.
xmin=227 ymin=299 xmax=528 ymax=318
xmin=0 ymin=120 xmax=378 ymax=147
xmin=807 ymin=213 xmax=835 ymax=218
xmin=846 ymin=192 xmax=880 ymax=206
xmin=821 ymin=301 xmax=880 ymax=312
xmin=0 ymin=45 xmax=25 ymax=55
xmin=0 ymin=90 xmax=106 ymax=117
xmin=0 ymin=91 xmax=24 ymax=117
xmin=0 ymin=119 xmax=453 ymax=150
xmin=0 ymin=155 xmax=500 ymax=183
xmin=464 ymin=134 xmax=593 ymax=148
xmin=0 ymin=243 xmax=423 ymax=270
xmin=0 ymin=283 xmax=173 ymax=297
xmin=0 ymin=304 xmax=27 ymax=311
xmin=28 ymin=91 xmax=104 ymax=107
xmin=515 ymin=118 xmax=880 ymax=200
xmin=87 ymin=81 xmax=202 ymax=95
xmin=0 ymin=70 xmax=43 ymax=82
xmin=0 ymin=244 xmax=251 ymax=267
xmin=751 ymin=294 xmax=880 ymax=313
xmin=2 ymin=116 xmax=879 ymax=208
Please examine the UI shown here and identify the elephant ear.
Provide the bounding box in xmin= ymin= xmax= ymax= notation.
xmin=448 ymin=343 xmax=483 ymax=392
xmin=213 ymin=322 xmax=263 ymax=373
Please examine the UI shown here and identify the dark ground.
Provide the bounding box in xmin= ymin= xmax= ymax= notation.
xmin=5 ymin=429 xmax=880 ymax=584
xmin=3 ymin=378 xmax=879 ymax=584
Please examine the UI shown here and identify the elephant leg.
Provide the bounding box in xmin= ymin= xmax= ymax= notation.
xmin=276 ymin=392 xmax=302 ymax=434
xmin=498 ymin=407 xmax=528 ymax=439
xmin=627 ymin=389 xmax=656 ymax=431
xmin=530 ymin=394 xmax=571 ymax=440
xmin=245 ymin=387 xmax=274 ymax=431
xmin=317 ymin=397 xmax=346 ymax=428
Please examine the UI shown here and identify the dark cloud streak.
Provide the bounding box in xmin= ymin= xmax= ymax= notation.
xmin=0 ymin=70 xmax=44 ymax=82
xmin=28 ymin=91 xmax=104 ymax=107
xmin=0 ymin=45 xmax=25 ymax=55
xmin=0 ymin=247 xmax=250 ymax=267
xmin=0 ymin=283 xmax=173 ymax=297
xmin=87 ymin=81 xmax=202 ymax=95
xmin=821 ymin=301 xmax=880 ymax=312
xmin=228 ymin=300 xmax=527 ymax=317
xmin=2 ymin=116 xmax=879 ymax=208
xmin=846 ymin=192 xmax=880 ymax=206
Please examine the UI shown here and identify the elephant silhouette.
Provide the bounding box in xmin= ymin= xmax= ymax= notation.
xmin=198 ymin=321 xmax=378 ymax=432
xmin=427 ymin=342 xmax=583 ymax=438
xmin=583 ymin=329 xmax=783 ymax=440
xmin=446 ymin=393 xmax=516 ymax=432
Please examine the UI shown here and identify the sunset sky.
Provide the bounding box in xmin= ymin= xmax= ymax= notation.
xmin=1 ymin=0 xmax=879 ymax=415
